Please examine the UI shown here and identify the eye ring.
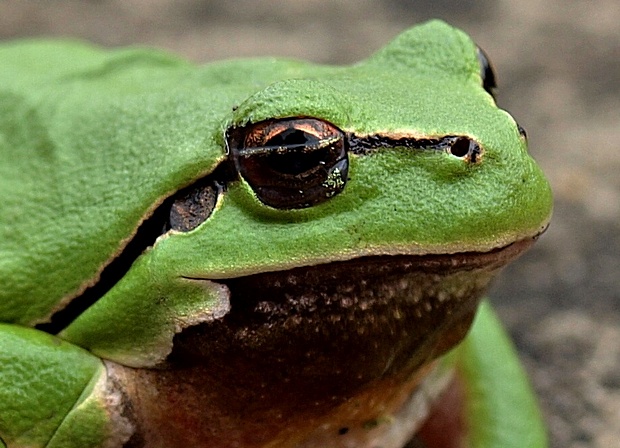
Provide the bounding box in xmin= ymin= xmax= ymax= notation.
xmin=227 ymin=117 xmax=349 ymax=209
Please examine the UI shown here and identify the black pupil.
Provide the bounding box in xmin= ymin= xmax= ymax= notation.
xmin=265 ymin=129 xmax=326 ymax=175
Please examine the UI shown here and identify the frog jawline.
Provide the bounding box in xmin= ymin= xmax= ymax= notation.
xmin=172 ymin=237 xmax=533 ymax=370
xmin=193 ymin=235 xmax=539 ymax=334
xmin=156 ymin=238 xmax=533 ymax=444
xmin=169 ymin=237 xmax=536 ymax=373
xmin=214 ymin=236 xmax=534 ymax=325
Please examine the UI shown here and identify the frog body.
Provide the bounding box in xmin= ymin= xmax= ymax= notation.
xmin=0 ymin=21 xmax=551 ymax=447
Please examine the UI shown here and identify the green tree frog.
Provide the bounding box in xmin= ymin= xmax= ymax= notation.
xmin=0 ymin=20 xmax=552 ymax=448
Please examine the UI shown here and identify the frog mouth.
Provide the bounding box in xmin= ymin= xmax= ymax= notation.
xmin=114 ymin=237 xmax=537 ymax=447
xmin=167 ymin=236 xmax=535 ymax=407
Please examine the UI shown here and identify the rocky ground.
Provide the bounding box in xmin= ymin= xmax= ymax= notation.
xmin=2 ymin=1 xmax=618 ymax=447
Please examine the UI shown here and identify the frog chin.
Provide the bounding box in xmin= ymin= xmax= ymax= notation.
xmin=113 ymin=237 xmax=534 ymax=448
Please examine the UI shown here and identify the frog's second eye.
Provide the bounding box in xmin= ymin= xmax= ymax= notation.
xmin=228 ymin=118 xmax=349 ymax=209
xmin=476 ymin=47 xmax=497 ymax=98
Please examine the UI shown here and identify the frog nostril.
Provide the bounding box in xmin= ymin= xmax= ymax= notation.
xmin=446 ymin=137 xmax=481 ymax=163
xmin=449 ymin=138 xmax=471 ymax=158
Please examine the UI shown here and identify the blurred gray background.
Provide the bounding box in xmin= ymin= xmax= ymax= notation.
xmin=2 ymin=1 xmax=618 ymax=447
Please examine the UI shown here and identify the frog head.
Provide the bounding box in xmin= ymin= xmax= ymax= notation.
xmin=0 ymin=20 xmax=551 ymax=448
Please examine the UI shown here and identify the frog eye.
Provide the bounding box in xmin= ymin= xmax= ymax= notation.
xmin=476 ymin=47 xmax=497 ymax=98
xmin=227 ymin=118 xmax=349 ymax=209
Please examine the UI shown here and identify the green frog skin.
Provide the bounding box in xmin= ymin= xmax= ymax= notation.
xmin=0 ymin=20 xmax=551 ymax=448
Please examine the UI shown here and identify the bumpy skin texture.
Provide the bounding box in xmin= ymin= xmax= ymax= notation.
xmin=0 ymin=21 xmax=551 ymax=447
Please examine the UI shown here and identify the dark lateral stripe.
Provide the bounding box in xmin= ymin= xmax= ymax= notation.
xmin=36 ymin=162 xmax=236 ymax=335
xmin=348 ymin=134 xmax=466 ymax=154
